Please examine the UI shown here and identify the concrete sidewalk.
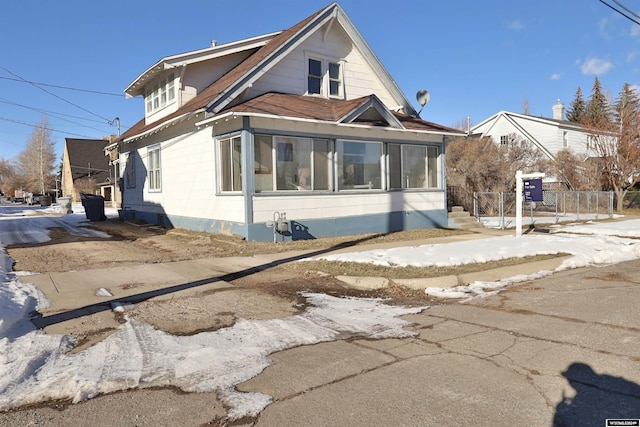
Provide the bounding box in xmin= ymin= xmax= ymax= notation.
xmin=25 ymin=228 xmax=560 ymax=318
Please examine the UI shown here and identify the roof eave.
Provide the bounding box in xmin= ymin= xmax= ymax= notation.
xmin=124 ymin=32 xmax=281 ymax=98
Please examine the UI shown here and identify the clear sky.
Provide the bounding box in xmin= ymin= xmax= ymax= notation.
xmin=1 ymin=0 xmax=638 ymax=160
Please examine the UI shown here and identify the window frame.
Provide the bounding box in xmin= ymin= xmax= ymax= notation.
xmin=253 ymin=134 xmax=332 ymax=192
xmin=145 ymin=74 xmax=177 ymax=114
xmin=305 ymin=54 xmax=344 ymax=99
xmin=218 ymin=134 xmax=243 ymax=193
xmin=336 ymin=140 xmax=382 ymax=191
xmin=124 ymin=151 xmax=136 ymax=189
xmin=147 ymin=145 xmax=162 ymax=192
xmin=388 ymin=143 xmax=440 ymax=190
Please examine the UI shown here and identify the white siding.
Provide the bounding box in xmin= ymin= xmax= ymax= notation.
xmin=248 ymin=21 xmax=401 ymax=108
xmin=252 ymin=192 xmax=444 ymax=223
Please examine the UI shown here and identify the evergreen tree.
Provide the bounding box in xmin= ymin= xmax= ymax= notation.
xmin=583 ymin=76 xmax=611 ymax=128
xmin=566 ymin=87 xmax=586 ymax=123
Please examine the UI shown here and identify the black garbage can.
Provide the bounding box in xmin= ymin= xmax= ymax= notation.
xmin=80 ymin=193 xmax=107 ymax=221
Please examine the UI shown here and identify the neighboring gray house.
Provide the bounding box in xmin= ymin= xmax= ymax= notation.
xmin=113 ymin=2 xmax=464 ymax=241
xmin=471 ymin=100 xmax=599 ymax=161
xmin=61 ymin=138 xmax=112 ymax=202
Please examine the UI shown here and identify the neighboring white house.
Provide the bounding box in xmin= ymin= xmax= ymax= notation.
xmin=471 ymin=100 xmax=599 ymax=161
xmin=112 ymin=2 xmax=464 ymax=241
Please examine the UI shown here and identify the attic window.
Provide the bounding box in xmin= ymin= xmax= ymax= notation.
xmin=308 ymin=59 xmax=322 ymax=94
xmin=145 ymin=74 xmax=176 ymax=114
xmin=329 ymin=62 xmax=341 ymax=96
xmin=307 ymin=56 xmax=343 ymax=98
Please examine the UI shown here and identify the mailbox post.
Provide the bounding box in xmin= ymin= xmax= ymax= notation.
xmin=515 ymin=170 xmax=545 ymax=237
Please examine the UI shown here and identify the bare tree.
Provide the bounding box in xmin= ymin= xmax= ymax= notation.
xmin=551 ymin=149 xmax=606 ymax=191
xmin=0 ymin=158 xmax=18 ymax=194
xmin=18 ymin=115 xmax=57 ymax=194
xmin=446 ymin=134 xmax=551 ymax=212
xmin=583 ymin=83 xmax=640 ymax=211
xmin=522 ymin=97 xmax=531 ymax=115
xmin=450 ymin=117 xmax=473 ymax=132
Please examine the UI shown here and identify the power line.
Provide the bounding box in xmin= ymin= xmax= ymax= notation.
xmin=0 ymin=97 xmax=106 ymax=123
xmin=611 ymin=0 xmax=640 ymax=20
xmin=0 ymin=117 xmax=98 ymax=139
xmin=598 ymin=0 xmax=640 ymax=26
xmin=0 ymin=76 xmax=123 ymax=97
xmin=0 ymin=65 xmax=114 ymax=123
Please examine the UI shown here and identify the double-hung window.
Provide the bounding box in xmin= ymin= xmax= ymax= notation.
xmin=307 ymin=57 xmax=343 ymax=98
xmin=147 ymin=146 xmax=161 ymax=191
xmin=389 ymin=144 xmax=439 ymax=189
xmin=124 ymin=151 xmax=136 ymax=188
xmin=219 ymin=135 xmax=242 ymax=192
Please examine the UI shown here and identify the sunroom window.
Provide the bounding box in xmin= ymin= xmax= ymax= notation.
xmin=254 ymin=135 xmax=331 ymax=191
xmin=219 ymin=135 xmax=242 ymax=192
xmin=337 ymin=141 xmax=382 ymax=190
xmin=389 ymin=144 xmax=439 ymax=189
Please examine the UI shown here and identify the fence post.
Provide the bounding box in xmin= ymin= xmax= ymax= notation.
xmin=555 ymin=192 xmax=559 ymax=223
xmin=576 ymin=192 xmax=580 ymax=221
xmin=500 ymin=192 xmax=505 ymax=230
xmin=473 ymin=192 xmax=478 ymax=219
xmin=609 ymin=191 xmax=614 ymax=218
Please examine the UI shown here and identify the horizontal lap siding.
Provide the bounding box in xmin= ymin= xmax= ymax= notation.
xmin=249 ymin=25 xmax=399 ymax=108
xmin=252 ymin=191 xmax=444 ymax=222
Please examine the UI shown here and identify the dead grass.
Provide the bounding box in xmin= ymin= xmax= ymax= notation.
xmin=281 ymin=254 xmax=565 ymax=279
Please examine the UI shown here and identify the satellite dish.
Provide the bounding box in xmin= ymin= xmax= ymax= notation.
xmin=416 ymin=89 xmax=430 ymax=116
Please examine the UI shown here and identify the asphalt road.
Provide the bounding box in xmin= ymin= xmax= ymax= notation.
xmin=240 ymin=258 xmax=640 ymax=427
xmin=3 ymin=258 xmax=637 ymax=426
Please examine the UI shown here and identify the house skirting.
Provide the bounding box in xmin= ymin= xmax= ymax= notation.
xmin=122 ymin=208 xmax=448 ymax=242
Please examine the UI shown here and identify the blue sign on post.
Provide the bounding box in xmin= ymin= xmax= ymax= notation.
xmin=524 ymin=178 xmax=543 ymax=202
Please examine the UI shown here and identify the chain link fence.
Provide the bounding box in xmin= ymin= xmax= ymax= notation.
xmin=473 ymin=191 xmax=614 ymax=229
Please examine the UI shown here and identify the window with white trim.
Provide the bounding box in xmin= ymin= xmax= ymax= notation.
xmin=389 ymin=144 xmax=439 ymax=189
xmin=219 ymin=135 xmax=242 ymax=192
xmin=147 ymin=146 xmax=161 ymax=191
xmin=145 ymin=73 xmax=176 ymax=113
xmin=306 ymin=56 xmax=343 ymax=98
xmin=124 ymin=151 xmax=136 ymax=188
xmin=253 ymin=135 xmax=331 ymax=192
xmin=337 ymin=141 xmax=382 ymax=190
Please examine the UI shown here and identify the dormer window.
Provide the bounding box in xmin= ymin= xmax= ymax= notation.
xmin=145 ymin=73 xmax=176 ymax=114
xmin=306 ymin=56 xmax=343 ymax=98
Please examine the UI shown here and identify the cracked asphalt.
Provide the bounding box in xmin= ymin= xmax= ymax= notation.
xmin=238 ymin=258 xmax=640 ymax=427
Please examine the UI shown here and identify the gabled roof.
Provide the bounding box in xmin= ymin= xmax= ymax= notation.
xmin=470 ymin=110 xmax=591 ymax=161
xmin=64 ymin=138 xmax=111 ymax=183
xmin=119 ymin=2 xmax=424 ymax=143
xmin=124 ymin=32 xmax=280 ymax=98
xmin=472 ymin=110 xmax=585 ymax=134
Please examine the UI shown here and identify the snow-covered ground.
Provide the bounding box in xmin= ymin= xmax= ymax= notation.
xmin=1 ymin=202 xmax=640 ymax=419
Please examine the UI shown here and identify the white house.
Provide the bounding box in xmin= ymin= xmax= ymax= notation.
xmin=112 ymin=2 xmax=464 ymax=241
xmin=471 ymin=100 xmax=599 ymax=161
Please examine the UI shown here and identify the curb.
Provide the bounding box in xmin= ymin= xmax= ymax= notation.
xmin=335 ymin=255 xmax=572 ymax=292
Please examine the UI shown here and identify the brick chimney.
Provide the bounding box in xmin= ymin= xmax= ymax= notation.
xmin=552 ymin=99 xmax=565 ymax=120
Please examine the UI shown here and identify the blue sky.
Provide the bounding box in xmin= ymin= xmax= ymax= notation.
xmin=1 ymin=0 xmax=638 ymax=161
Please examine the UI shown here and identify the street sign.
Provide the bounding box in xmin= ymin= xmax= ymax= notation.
xmin=524 ymin=178 xmax=543 ymax=202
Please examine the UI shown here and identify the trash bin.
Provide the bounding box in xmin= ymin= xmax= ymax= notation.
xmin=39 ymin=195 xmax=51 ymax=206
xmin=58 ymin=196 xmax=73 ymax=214
xmin=80 ymin=193 xmax=107 ymax=221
